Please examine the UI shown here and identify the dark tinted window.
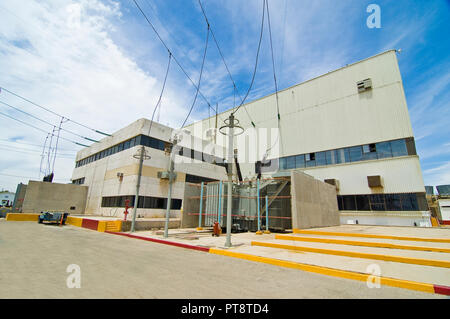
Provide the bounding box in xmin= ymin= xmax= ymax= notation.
xmin=355 ymin=195 xmax=370 ymax=210
xmin=385 ymin=194 xmax=402 ymax=211
xmin=343 ymin=196 xmax=356 ymax=210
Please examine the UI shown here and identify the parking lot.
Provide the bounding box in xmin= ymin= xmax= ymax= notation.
xmin=0 ymin=220 xmax=444 ymax=299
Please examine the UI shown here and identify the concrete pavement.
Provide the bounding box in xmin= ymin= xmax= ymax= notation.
xmin=0 ymin=220 xmax=443 ymax=298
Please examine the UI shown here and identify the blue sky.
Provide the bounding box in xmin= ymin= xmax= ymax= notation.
xmin=0 ymin=0 xmax=449 ymax=192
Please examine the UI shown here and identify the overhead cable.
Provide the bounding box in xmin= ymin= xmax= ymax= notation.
xmin=197 ymin=0 xmax=256 ymax=128
xmin=0 ymin=86 xmax=111 ymax=136
xmin=232 ymin=0 xmax=266 ymax=117
xmin=0 ymin=111 xmax=89 ymax=147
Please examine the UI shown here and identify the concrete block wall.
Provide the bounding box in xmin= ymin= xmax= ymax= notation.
xmin=21 ymin=181 xmax=88 ymax=215
xmin=290 ymin=170 xmax=340 ymax=229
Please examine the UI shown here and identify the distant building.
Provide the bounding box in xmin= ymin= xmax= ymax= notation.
xmin=0 ymin=191 xmax=15 ymax=207
xmin=425 ymin=186 xmax=434 ymax=195
xmin=436 ymin=185 xmax=450 ymax=196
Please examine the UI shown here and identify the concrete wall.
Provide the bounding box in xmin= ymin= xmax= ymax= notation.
xmin=21 ymin=181 xmax=88 ymax=214
xmin=290 ymin=170 xmax=340 ymax=229
xmin=12 ymin=183 xmax=27 ymax=213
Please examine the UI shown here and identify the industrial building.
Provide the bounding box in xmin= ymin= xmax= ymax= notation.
xmin=184 ymin=50 xmax=430 ymax=227
xmin=68 ymin=49 xmax=431 ymax=228
xmin=71 ymin=119 xmax=228 ymax=219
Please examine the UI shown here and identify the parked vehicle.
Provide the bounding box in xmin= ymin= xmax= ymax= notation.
xmin=38 ymin=211 xmax=69 ymax=225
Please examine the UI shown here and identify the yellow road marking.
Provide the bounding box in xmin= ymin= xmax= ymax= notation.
xmin=209 ymin=248 xmax=435 ymax=294
xmin=293 ymin=229 xmax=450 ymax=243
xmin=251 ymin=241 xmax=450 ymax=268
xmin=276 ymin=234 xmax=450 ymax=253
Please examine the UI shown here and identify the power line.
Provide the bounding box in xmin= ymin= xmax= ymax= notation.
xmin=232 ymin=0 xmax=266 ymax=117
xmin=0 ymin=100 xmax=99 ymax=143
xmin=0 ymin=139 xmax=75 ymax=152
xmin=0 ymin=146 xmax=74 ymax=159
xmin=148 ymin=53 xmax=172 ymax=137
xmin=0 ymin=143 xmax=75 ymax=156
xmin=0 ymin=111 xmax=89 ymax=147
xmin=266 ymin=0 xmax=281 ymax=120
xmin=0 ymin=86 xmax=111 ymax=136
xmin=0 ymin=172 xmax=68 ymax=181
xmin=197 ymin=0 xmax=256 ymax=128
xmin=180 ymin=25 xmax=210 ymax=128
xmin=131 ymin=0 xmax=218 ymax=118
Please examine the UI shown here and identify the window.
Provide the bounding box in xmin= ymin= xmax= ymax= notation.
xmin=355 ymin=195 xmax=370 ymax=211
xmin=326 ymin=150 xmax=337 ymax=165
xmin=342 ymin=196 xmax=356 ymax=210
xmin=385 ymin=194 xmax=402 ymax=211
xmin=295 ymin=154 xmax=305 ymax=168
xmin=315 ymin=152 xmax=327 ymax=166
xmin=101 ymin=195 xmax=182 ymax=210
xmin=336 ymin=148 xmax=350 ymax=164
xmin=305 ymin=153 xmax=316 ymax=167
xmin=390 ymin=139 xmax=407 ymax=157
xmin=362 ymin=144 xmax=377 ymax=160
xmin=376 ymin=141 xmax=392 ymax=159
xmin=400 ymin=193 xmax=419 ymax=211
xmin=124 ymin=140 xmax=130 ymax=150
xmin=279 ymin=158 xmax=287 ymax=170
xmin=286 ymin=156 xmax=296 ymax=169
xmin=348 ymin=146 xmax=363 ymax=162
xmin=369 ymin=194 xmax=385 ymax=211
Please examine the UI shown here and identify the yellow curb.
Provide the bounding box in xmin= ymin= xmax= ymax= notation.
xmin=276 ymin=234 xmax=450 ymax=253
xmin=209 ymin=248 xmax=435 ymax=294
xmin=251 ymin=241 xmax=450 ymax=268
xmin=66 ymin=216 xmax=83 ymax=227
xmin=196 ymin=227 xmax=204 ymax=231
xmin=292 ymin=229 xmax=450 ymax=243
xmin=5 ymin=213 xmax=39 ymax=221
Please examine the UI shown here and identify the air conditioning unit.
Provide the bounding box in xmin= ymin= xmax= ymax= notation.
xmin=157 ymin=171 xmax=170 ymax=179
xmin=367 ymin=175 xmax=383 ymax=188
xmin=357 ymin=78 xmax=372 ymax=93
xmin=324 ymin=179 xmax=340 ymax=191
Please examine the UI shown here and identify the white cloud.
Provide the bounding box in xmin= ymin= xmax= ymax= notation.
xmin=0 ymin=0 xmax=189 ymax=189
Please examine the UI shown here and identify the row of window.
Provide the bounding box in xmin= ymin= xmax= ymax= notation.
xmin=75 ymin=134 xmax=226 ymax=169
xmin=101 ymin=195 xmax=182 ymax=210
xmin=185 ymin=174 xmax=218 ymax=184
xmin=72 ymin=177 xmax=85 ymax=185
xmin=279 ymin=138 xmax=416 ymax=170
xmin=337 ymin=193 xmax=428 ymax=212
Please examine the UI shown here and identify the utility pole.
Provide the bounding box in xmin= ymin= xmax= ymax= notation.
xmin=219 ymin=113 xmax=243 ymax=248
xmin=164 ymin=136 xmax=178 ymax=238
xmin=131 ymin=146 xmax=150 ymax=232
